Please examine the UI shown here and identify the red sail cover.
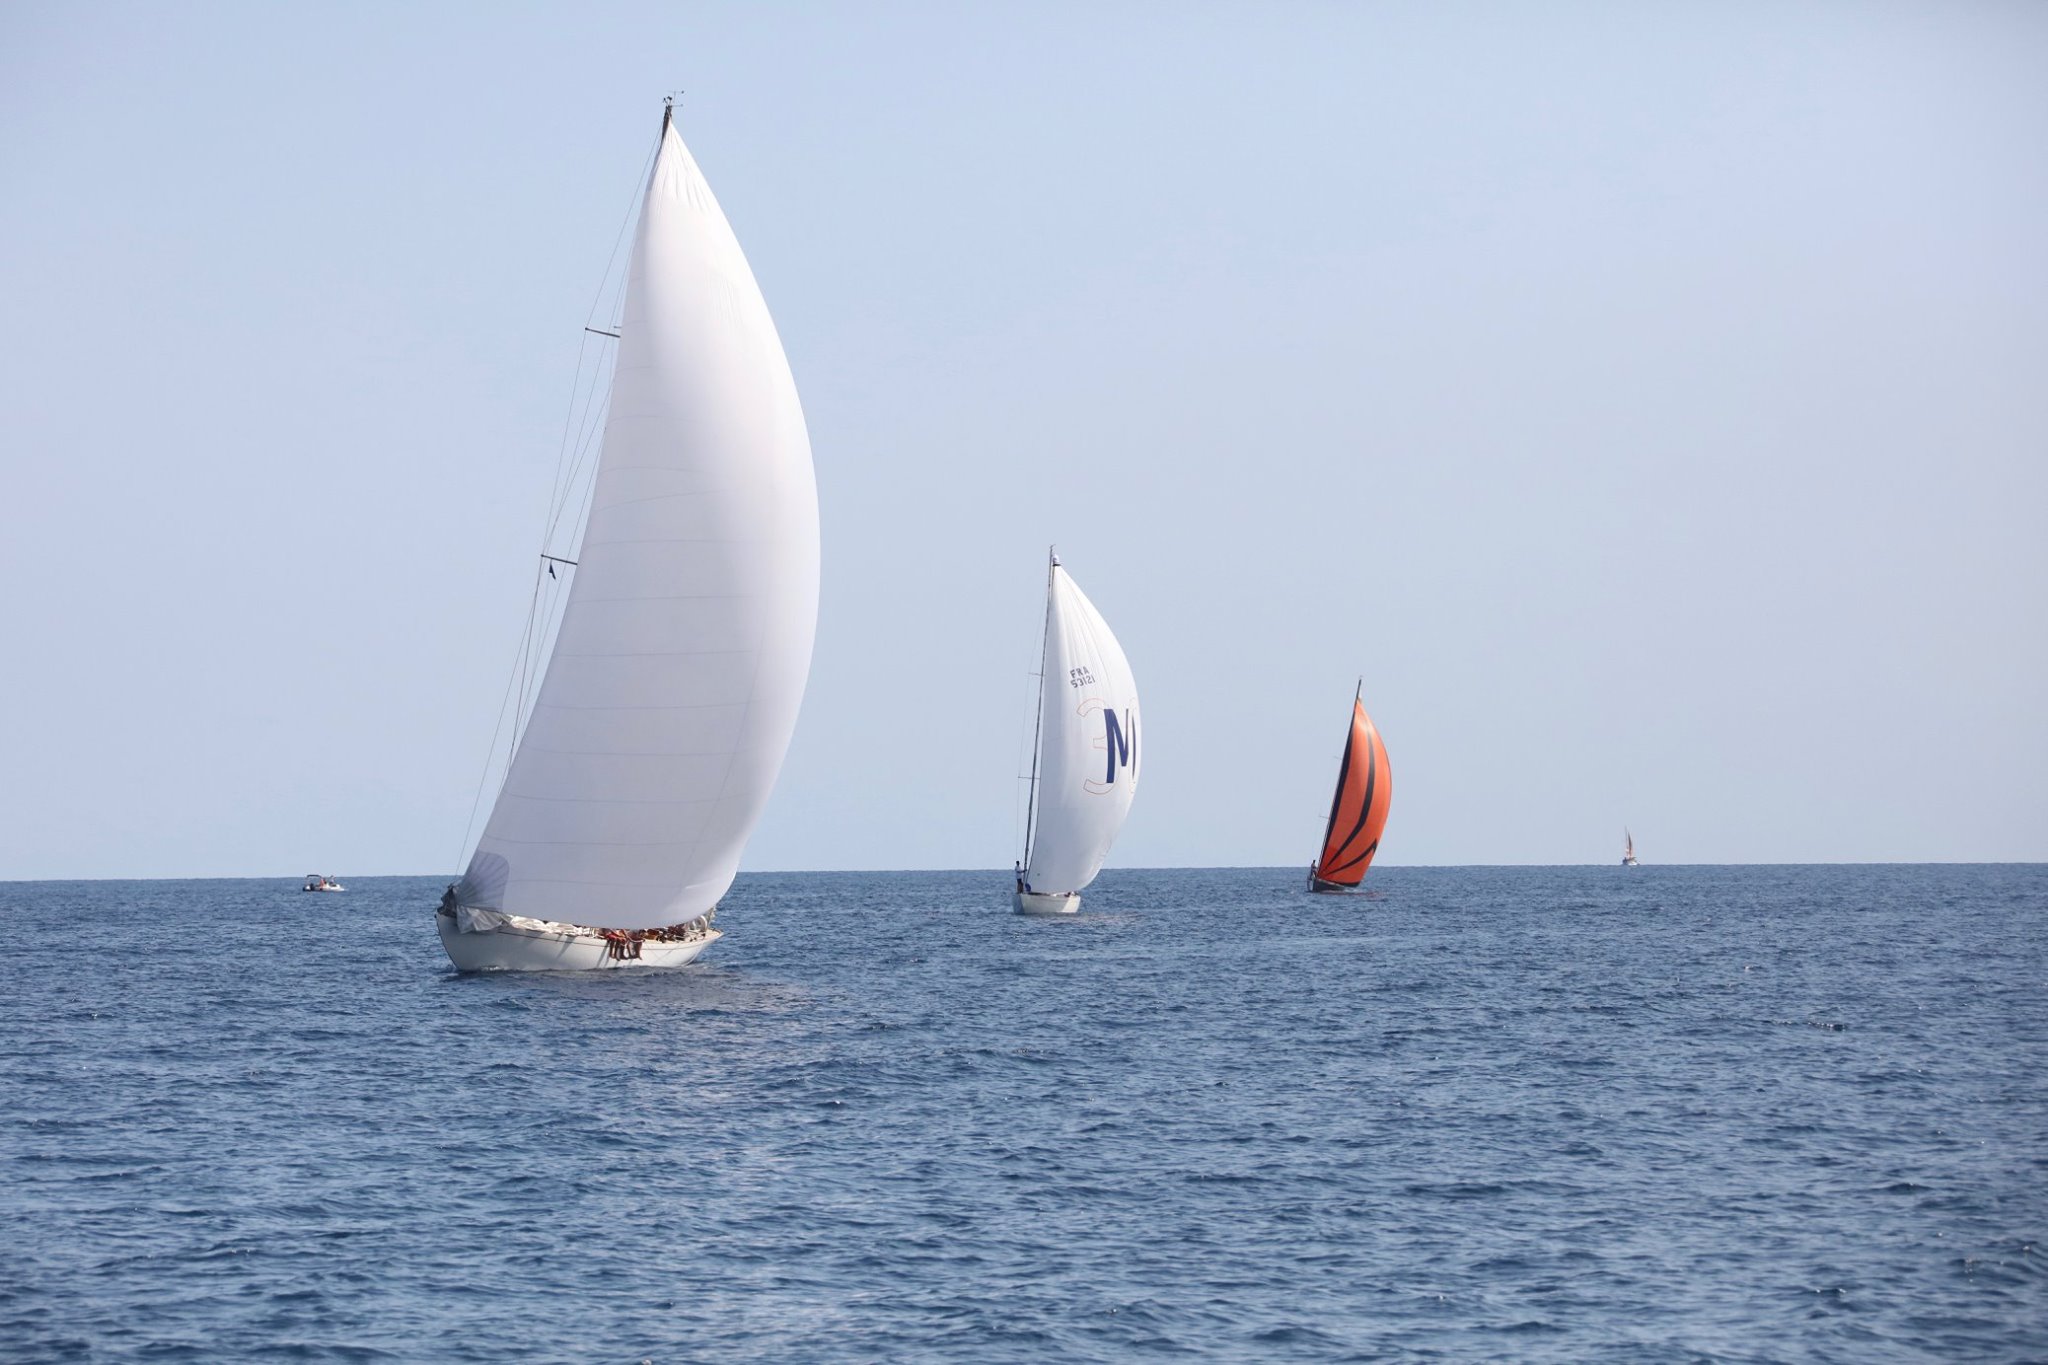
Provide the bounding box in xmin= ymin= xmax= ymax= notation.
xmin=1312 ymin=700 xmax=1392 ymax=887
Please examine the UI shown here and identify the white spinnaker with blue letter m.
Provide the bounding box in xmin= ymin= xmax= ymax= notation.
xmin=1024 ymin=566 xmax=1140 ymax=895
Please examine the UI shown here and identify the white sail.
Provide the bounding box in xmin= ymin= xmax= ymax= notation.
xmin=1023 ymin=563 xmax=1140 ymax=895
xmin=458 ymin=117 xmax=819 ymax=931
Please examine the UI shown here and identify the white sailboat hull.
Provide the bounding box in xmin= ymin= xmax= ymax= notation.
xmin=436 ymin=910 xmax=720 ymax=972
xmin=1014 ymin=889 xmax=1080 ymax=916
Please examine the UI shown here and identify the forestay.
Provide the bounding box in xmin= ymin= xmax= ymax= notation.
xmin=1024 ymin=566 xmax=1141 ymax=895
xmin=459 ymin=118 xmax=819 ymax=930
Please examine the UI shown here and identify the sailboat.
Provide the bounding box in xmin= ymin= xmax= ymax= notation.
xmin=436 ymin=102 xmax=819 ymax=971
xmin=1622 ymin=829 xmax=1640 ymax=866
xmin=1306 ymin=683 xmax=1392 ymax=893
xmin=1014 ymin=552 xmax=1140 ymax=915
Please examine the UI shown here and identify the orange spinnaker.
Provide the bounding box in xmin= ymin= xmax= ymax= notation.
xmin=1311 ymin=699 xmax=1392 ymax=887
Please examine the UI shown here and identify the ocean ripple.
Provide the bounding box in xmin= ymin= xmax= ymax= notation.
xmin=2 ymin=864 xmax=2044 ymax=1361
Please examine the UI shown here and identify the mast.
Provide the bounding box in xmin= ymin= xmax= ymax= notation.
xmin=1314 ymin=679 xmax=1363 ymax=874
xmin=1019 ymin=547 xmax=1058 ymax=877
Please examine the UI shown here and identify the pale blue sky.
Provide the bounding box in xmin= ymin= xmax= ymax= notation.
xmin=2 ymin=2 xmax=2043 ymax=878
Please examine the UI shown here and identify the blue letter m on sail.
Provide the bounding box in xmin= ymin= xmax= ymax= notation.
xmin=1102 ymin=708 xmax=1136 ymax=785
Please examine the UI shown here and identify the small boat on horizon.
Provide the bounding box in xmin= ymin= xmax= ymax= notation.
xmin=1014 ymin=550 xmax=1140 ymax=916
xmin=1622 ymin=829 xmax=1640 ymax=866
xmin=435 ymin=100 xmax=819 ymax=971
xmin=302 ymin=874 xmax=344 ymax=893
xmin=1306 ymin=683 xmax=1392 ymax=894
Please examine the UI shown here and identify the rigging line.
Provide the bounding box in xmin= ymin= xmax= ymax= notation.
xmin=1009 ymin=577 xmax=1044 ymax=861
xmin=523 ymin=398 xmax=605 ymax=730
xmin=545 ymin=312 xmax=622 ymax=537
xmin=546 ymin=357 xmax=616 ymax=544
xmin=518 ymin=570 xmax=573 ymax=749
xmin=513 ymin=579 xmax=562 ymax=746
xmin=1020 ymin=551 xmax=1056 ymax=876
xmin=539 ymin=127 xmax=656 ymax=550
xmin=504 ymin=558 xmax=548 ymax=772
xmin=553 ymin=425 xmax=606 ymax=598
xmin=543 ymin=334 xmax=595 ymax=533
xmin=454 ymin=580 xmax=545 ymax=872
xmin=518 ymin=491 xmax=590 ymax=739
xmin=542 ymin=334 xmax=619 ymax=542
xmin=549 ymin=331 xmax=616 ymax=530
xmin=566 ymin=265 xmax=632 ymax=462
xmin=545 ymin=355 xmax=614 ymax=543
xmin=584 ymin=133 xmax=660 ymax=331
xmin=1013 ymin=653 xmax=1041 ymax=858
xmin=544 ymin=278 xmax=627 ymax=545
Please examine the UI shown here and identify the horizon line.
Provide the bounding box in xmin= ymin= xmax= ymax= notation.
xmin=4 ymin=859 xmax=2044 ymax=885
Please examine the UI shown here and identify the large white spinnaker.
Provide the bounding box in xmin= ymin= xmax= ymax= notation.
xmin=457 ymin=112 xmax=819 ymax=932
xmin=1022 ymin=558 xmax=1140 ymax=898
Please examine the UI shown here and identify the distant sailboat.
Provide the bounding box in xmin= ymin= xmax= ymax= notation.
xmin=435 ymin=102 xmax=819 ymax=971
xmin=1307 ymin=684 xmax=1392 ymax=894
xmin=1622 ymin=829 xmax=1640 ymax=866
xmin=1015 ymin=551 xmax=1140 ymax=915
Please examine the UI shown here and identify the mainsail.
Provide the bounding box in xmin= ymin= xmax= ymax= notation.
xmin=1310 ymin=690 xmax=1392 ymax=889
xmin=1021 ymin=558 xmax=1141 ymax=896
xmin=457 ymin=111 xmax=819 ymax=930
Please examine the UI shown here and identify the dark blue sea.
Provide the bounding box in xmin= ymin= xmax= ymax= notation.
xmin=3 ymin=866 xmax=2043 ymax=1362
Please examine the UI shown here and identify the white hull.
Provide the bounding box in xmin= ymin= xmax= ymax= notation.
xmin=1014 ymin=889 xmax=1080 ymax=916
xmin=436 ymin=910 xmax=719 ymax=972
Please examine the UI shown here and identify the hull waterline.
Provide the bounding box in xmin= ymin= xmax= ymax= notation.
xmin=1014 ymin=890 xmax=1080 ymax=916
xmin=436 ymin=910 xmax=719 ymax=972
